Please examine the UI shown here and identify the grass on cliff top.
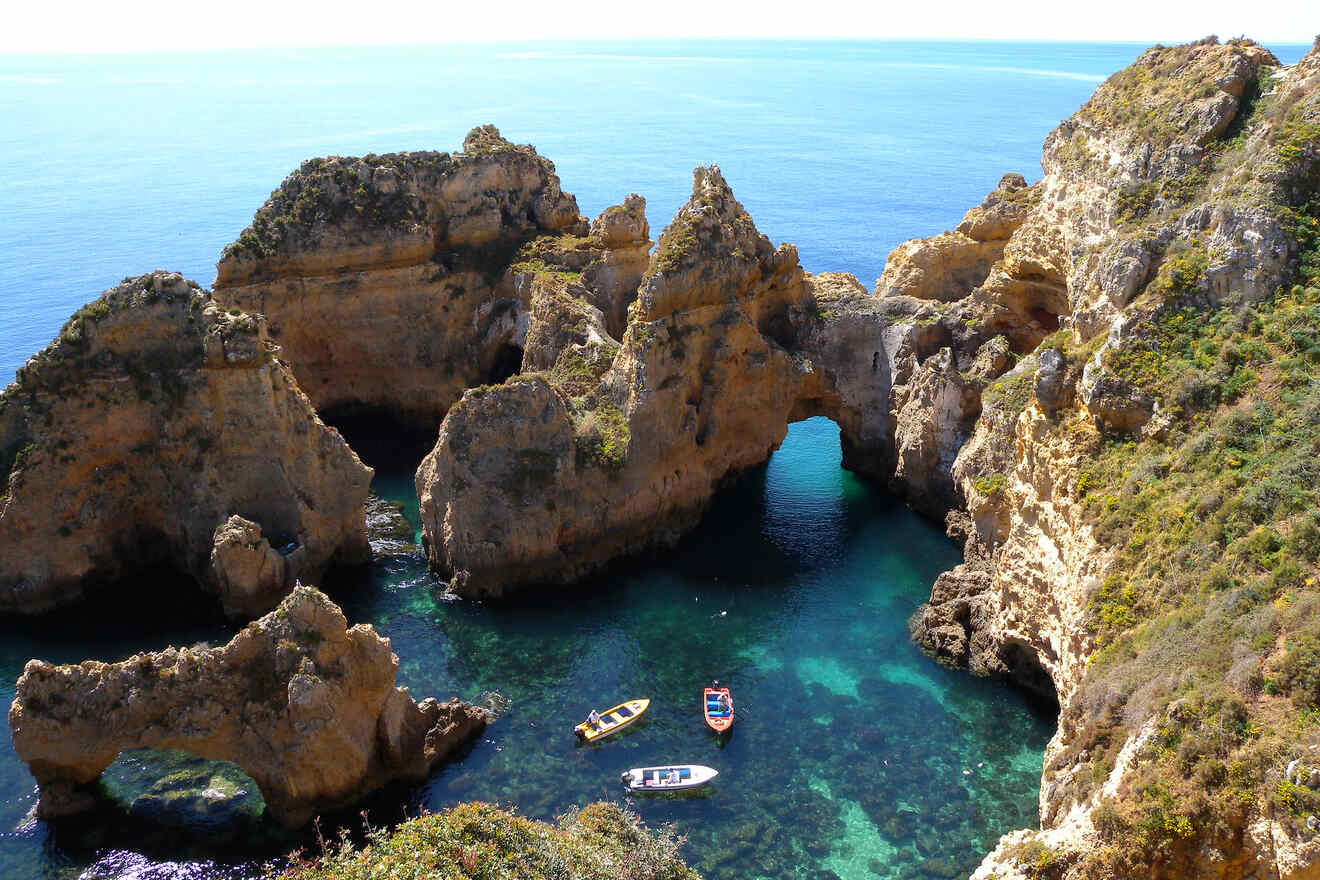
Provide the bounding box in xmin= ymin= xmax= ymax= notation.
xmin=1039 ymin=201 xmax=1320 ymax=874
xmin=1076 ymin=38 xmax=1274 ymax=152
xmin=268 ymin=801 xmax=699 ymax=880
xmin=543 ymin=344 xmax=630 ymax=471
xmin=225 ymin=154 xmax=450 ymax=261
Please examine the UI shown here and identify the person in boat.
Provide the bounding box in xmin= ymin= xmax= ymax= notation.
xmin=666 ymin=768 xmax=680 ymax=784
xmin=586 ymin=708 xmax=601 ymax=729
xmin=716 ymin=691 xmax=730 ymax=713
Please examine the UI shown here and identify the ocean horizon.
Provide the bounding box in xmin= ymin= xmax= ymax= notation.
xmin=2 ymin=39 xmax=1309 ymax=384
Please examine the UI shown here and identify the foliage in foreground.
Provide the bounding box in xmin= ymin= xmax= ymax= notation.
xmin=268 ymin=801 xmax=701 ymax=880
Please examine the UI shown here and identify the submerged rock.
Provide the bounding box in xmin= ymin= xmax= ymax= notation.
xmin=364 ymin=492 xmax=417 ymax=556
xmin=8 ymin=585 xmax=487 ymax=827
xmin=0 ymin=271 xmax=371 ymax=618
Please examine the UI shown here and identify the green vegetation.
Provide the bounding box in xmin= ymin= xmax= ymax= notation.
xmin=268 ymin=801 xmax=699 ymax=880
xmin=548 ymin=345 xmax=618 ymax=400
xmin=572 ymin=397 xmax=630 ymax=470
xmin=651 ymin=212 xmax=700 ymax=275
xmin=1049 ymin=196 xmax=1320 ymax=870
xmin=982 ymin=364 xmax=1035 ymax=416
xmin=508 ymin=257 xmax=582 ymax=284
xmin=543 ymin=344 xmax=630 ymax=471
xmin=1112 ymin=172 xmax=1209 ymax=226
xmin=1077 ymin=38 xmax=1271 ymax=152
xmin=971 ymin=472 xmax=1008 ymax=498
xmin=57 ymin=298 xmax=113 ymax=348
xmin=1009 ymin=837 xmax=1064 ymax=879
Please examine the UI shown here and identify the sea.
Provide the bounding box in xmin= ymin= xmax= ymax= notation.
xmin=0 ymin=39 xmax=1310 ymax=880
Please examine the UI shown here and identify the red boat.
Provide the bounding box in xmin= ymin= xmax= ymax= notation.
xmin=704 ymin=686 xmax=733 ymax=733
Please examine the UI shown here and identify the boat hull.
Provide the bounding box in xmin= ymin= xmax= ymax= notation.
xmin=622 ymin=764 xmax=719 ymax=791
xmin=574 ymin=698 xmax=650 ymax=741
xmin=704 ymin=687 xmax=733 ymax=732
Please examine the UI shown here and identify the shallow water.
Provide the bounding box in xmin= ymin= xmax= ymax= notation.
xmin=0 ymin=418 xmax=1053 ymax=879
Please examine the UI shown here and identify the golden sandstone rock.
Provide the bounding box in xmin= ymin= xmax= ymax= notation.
xmin=213 ymin=126 xmax=597 ymax=427
xmin=415 ymin=166 xmax=911 ymax=595
xmin=7 ymin=36 xmax=1319 ymax=875
xmin=8 ymin=585 xmax=486 ymax=827
xmin=0 ymin=271 xmax=371 ymax=618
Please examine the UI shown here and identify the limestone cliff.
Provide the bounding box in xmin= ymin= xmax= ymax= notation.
xmin=213 ymin=126 xmax=648 ymax=428
xmin=8 ymin=585 xmax=487 ymax=827
xmin=902 ymin=37 xmax=1320 ymax=880
xmin=0 ymin=271 xmax=372 ymax=618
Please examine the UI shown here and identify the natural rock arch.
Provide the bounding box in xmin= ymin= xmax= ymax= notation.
xmin=9 ymin=586 xmax=486 ymax=828
xmin=413 ymin=167 xmax=988 ymax=596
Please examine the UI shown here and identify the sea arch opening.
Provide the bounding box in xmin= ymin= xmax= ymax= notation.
xmin=98 ymin=747 xmax=267 ymax=837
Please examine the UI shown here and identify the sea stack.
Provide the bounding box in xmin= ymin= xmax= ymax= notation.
xmin=0 ymin=271 xmax=372 ymax=618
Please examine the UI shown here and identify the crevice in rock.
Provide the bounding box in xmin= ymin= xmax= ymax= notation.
xmin=485 ymin=341 xmax=525 ymax=386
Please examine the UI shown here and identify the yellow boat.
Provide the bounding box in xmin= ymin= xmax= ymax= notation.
xmin=574 ymin=699 xmax=650 ymax=741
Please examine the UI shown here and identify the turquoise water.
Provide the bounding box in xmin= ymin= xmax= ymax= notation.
xmin=339 ymin=418 xmax=1056 ymax=880
xmin=0 ymin=418 xmax=1054 ymax=879
xmin=1 ymin=38 xmax=1312 ymax=880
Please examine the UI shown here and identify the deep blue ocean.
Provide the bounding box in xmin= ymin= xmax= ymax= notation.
xmin=0 ymin=39 xmax=1311 ymax=880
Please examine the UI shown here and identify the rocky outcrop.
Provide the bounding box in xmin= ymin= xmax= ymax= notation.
xmin=417 ymin=167 xmax=812 ymax=595
xmin=8 ymin=585 xmax=487 ymax=827
xmin=905 ymin=37 xmax=1320 ymax=880
xmin=875 ymin=173 xmax=1037 ymax=302
xmin=413 ymin=155 xmax=1035 ymax=594
xmin=0 ymin=271 xmax=372 ymax=618
xmin=213 ymin=126 xmax=647 ymax=428
xmin=416 ymin=166 xmax=956 ymax=596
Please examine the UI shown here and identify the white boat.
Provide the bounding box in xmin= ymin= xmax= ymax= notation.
xmin=621 ymin=764 xmax=719 ymax=792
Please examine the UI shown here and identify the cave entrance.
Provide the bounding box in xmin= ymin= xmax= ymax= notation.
xmin=1030 ymin=307 xmax=1060 ymax=333
xmin=321 ymin=406 xmax=441 ymax=473
xmin=318 ymin=406 xmax=434 ymax=547
xmin=485 ymin=341 xmax=525 ymax=386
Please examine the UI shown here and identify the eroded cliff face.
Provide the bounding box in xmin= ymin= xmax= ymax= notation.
xmin=213 ymin=126 xmax=648 ymax=428
xmin=0 ymin=271 xmax=372 ymax=618
xmin=902 ymin=38 xmax=1320 ymax=880
xmin=8 ymin=585 xmax=487 ymax=827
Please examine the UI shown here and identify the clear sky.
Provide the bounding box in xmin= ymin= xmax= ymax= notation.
xmin=3 ymin=0 xmax=1316 ymax=53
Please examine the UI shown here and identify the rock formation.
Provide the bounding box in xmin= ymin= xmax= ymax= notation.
xmin=0 ymin=271 xmax=372 ymax=618
xmin=901 ymin=38 xmax=1320 ymax=880
xmin=415 ymin=166 xmax=931 ymax=596
xmin=409 ymin=37 xmax=1320 ymax=879
xmin=413 ymin=159 xmax=1039 ymax=593
xmin=213 ymin=126 xmax=649 ymax=428
xmin=8 ymin=585 xmax=487 ymax=827
xmin=5 ymin=35 xmax=1314 ymax=878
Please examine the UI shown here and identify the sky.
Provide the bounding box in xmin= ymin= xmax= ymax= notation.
xmin=1 ymin=0 xmax=1316 ymax=52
